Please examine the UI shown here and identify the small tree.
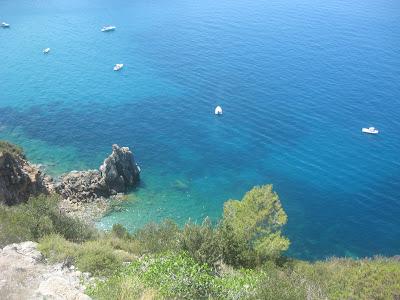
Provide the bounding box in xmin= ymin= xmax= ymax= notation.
xmin=180 ymin=217 xmax=221 ymax=267
xmin=220 ymin=185 xmax=289 ymax=266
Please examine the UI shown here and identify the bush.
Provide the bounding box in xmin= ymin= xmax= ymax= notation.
xmin=38 ymin=234 xmax=78 ymax=263
xmin=214 ymin=268 xmax=264 ymax=299
xmin=75 ymin=240 xmax=123 ymax=277
xmin=111 ymin=223 xmax=130 ymax=239
xmin=86 ymin=272 xmax=149 ymax=300
xmin=0 ymin=195 xmax=95 ymax=247
xmin=133 ymin=219 xmax=180 ymax=254
xmin=180 ymin=217 xmax=221 ymax=267
xmin=91 ymin=252 xmax=217 ymax=299
xmin=296 ymin=257 xmax=400 ymax=300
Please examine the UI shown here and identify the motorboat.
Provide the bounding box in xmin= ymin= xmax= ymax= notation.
xmin=43 ymin=48 xmax=51 ymax=54
xmin=214 ymin=106 xmax=223 ymax=115
xmin=1 ymin=22 xmax=10 ymax=28
xmin=101 ymin=25 xmax=116 ymax=32
xmin=362 ymin=127 xmax=379 ymax=134
xmin=113 ymin=64 xmax=124 ymax=71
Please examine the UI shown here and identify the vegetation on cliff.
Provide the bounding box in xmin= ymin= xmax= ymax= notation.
xmin=1 ymin=142 xmax=399 ymax=299
xmin=0 ymin=140 xmax=24 ymax=157
xmin=1 ymin=186 xmax=399 ymax=299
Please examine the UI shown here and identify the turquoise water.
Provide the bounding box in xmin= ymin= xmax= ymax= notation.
xmin=1 ymin=0 xmax=400 ymax=260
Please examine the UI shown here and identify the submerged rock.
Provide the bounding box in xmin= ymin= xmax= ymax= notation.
xmin=56 ymin=144 xmax=140 ymax=204
xmin=0 ymin=147 xmax=53 ymax=205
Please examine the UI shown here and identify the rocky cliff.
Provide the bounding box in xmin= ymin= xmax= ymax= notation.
xmin=0 ymin=241 xmax=91 ymax=300
xmin=0 ymin=142 xmax=140 ymax=221
xmin=0 ymin=144 xmax=52 ymax=205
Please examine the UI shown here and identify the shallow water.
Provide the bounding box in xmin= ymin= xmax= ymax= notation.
xmin=1 ymin=0 xmax=400 ymax=259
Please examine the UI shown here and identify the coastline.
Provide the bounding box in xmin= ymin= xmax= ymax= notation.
xmin=0 ymin=142 xmax=140 ymax=225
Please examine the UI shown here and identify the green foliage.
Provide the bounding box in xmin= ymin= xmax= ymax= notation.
xmin=0 ymin=195 xmax=95 ymax=247
xmin=296 ymin=257 xmax=400 ymax=300
xmin=111 ymin=223 xmax=130 ymax=239
xmin=38 ymin=234 xmax=78 ymax=263
xmin=86 ymin=272 xmax=149 ymax=300
xmin=133 ymin=219 xmax=180 ymax=254
xmin=39 ymin=235 xmax=123 ymax=277
xmin=89 ymin=252 xmax=218 ymax=299
xmin=0 ymin=140 xmax=24 ymax=157
xmin=180 ymin=217 xmax=221 ymax=267
xmin=4 ymin=182 xmax=399 ymax=300
xmin=75 ymin=240 xmax=122 ymax=277
xmin=214 ymin=268 xmax=264 ymax=299
xmin=221 ymin=185 xmax=290 ymax=266
xmin=132 ymin=252 xmax=216 ymax=298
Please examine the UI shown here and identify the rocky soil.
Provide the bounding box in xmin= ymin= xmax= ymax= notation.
xmin=0 ymin=241 xmax=92 ymax=300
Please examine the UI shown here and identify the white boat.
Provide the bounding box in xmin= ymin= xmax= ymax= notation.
xmin=43 ymin=48 xmax=51 ymax=54
xmin=214 ymin=106 xmax=223 ymax=115
xmin=1 ymin=22 xmax=10 ymax=28
xmin=113 ymin=64 xmax=124 ymax=71
xmin=101 ymin=25 xmax=116 ymax=32
xmin=362 ymin=127 xmax=379 ymax=134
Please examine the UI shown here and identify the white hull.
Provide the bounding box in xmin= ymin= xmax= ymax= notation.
xmin=113 ymin=64 xmax=124 ymax=71
xmin=362 ymin=127 xmax=379 ymax=134
xmin=101 ymin=26 xmax=116 ymax=32
xmin=214 ymin=106 xmax=223 ymax=115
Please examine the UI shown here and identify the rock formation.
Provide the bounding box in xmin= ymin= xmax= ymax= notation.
xmin=0 ymin=146 xmax=52 ymax=205
xmin=0 ymin=241 xmax=91 ymax=300
xmin=100 ymin=144 xmax=140 ymax=193
xmin=56 ymin=144 xmax=140 ymax=203
xmin=0 ymin=142 xmax=139 ymax=221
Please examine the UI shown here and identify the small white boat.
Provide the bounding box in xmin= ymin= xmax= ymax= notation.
xmin=214 ymin=106 xmax=223 ymax=115
xmin=101 ymin=25 xmax=116 ymax=32
xmin=43 ymin=48 xmax=51 ymax=54
xmin=113 ymin=64 xmax=124 ymax=71
xmin=362 ymin=127 xmax=379 ymax=134
xmin=1 ymin=22 xmax=10 ymax=28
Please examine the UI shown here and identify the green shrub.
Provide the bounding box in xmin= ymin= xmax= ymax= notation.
xmin=133 ymin=219 xmax=180 ymax=254
xmin=180 ymin=217 xmax=221 ymax=267
xmin=111 ymin=223 xmax=130 ymax=239
xmin=112 ymin=252 xmax=216 ymax=299
xmin=214 ymin=268 xmax=264 ymax=299
xmin=296 ymin=257 xmax=400 ymax=300
xmin=0 ymin=195 xmax=95 ymax=247
xmin=38 ymin=234 xmax=78 ymax=263
xmin=86 ymin=272 xmax=150 ymax=300
xmin=75 ymin=240 xmax=123 ymax=277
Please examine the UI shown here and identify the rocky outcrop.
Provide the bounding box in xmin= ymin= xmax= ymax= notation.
xmin=0 ymin=150 xmax=53 ymax=205
xmin=56 ymin=144 xmax=140 ymax=204
xmin=100 ymin=144 xmax=140 ymax=193
xmin=0 ymin=241 xmax=91 ymax=300
xmin=0 ymin=142 xmax=139 ymax=222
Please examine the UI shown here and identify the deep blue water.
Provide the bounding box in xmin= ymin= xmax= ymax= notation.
xmin=1 ymin=0 xmax=400 ymax=260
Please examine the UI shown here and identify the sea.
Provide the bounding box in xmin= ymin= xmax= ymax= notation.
xmin=1 ymin=0 xmax=399 ymax=260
